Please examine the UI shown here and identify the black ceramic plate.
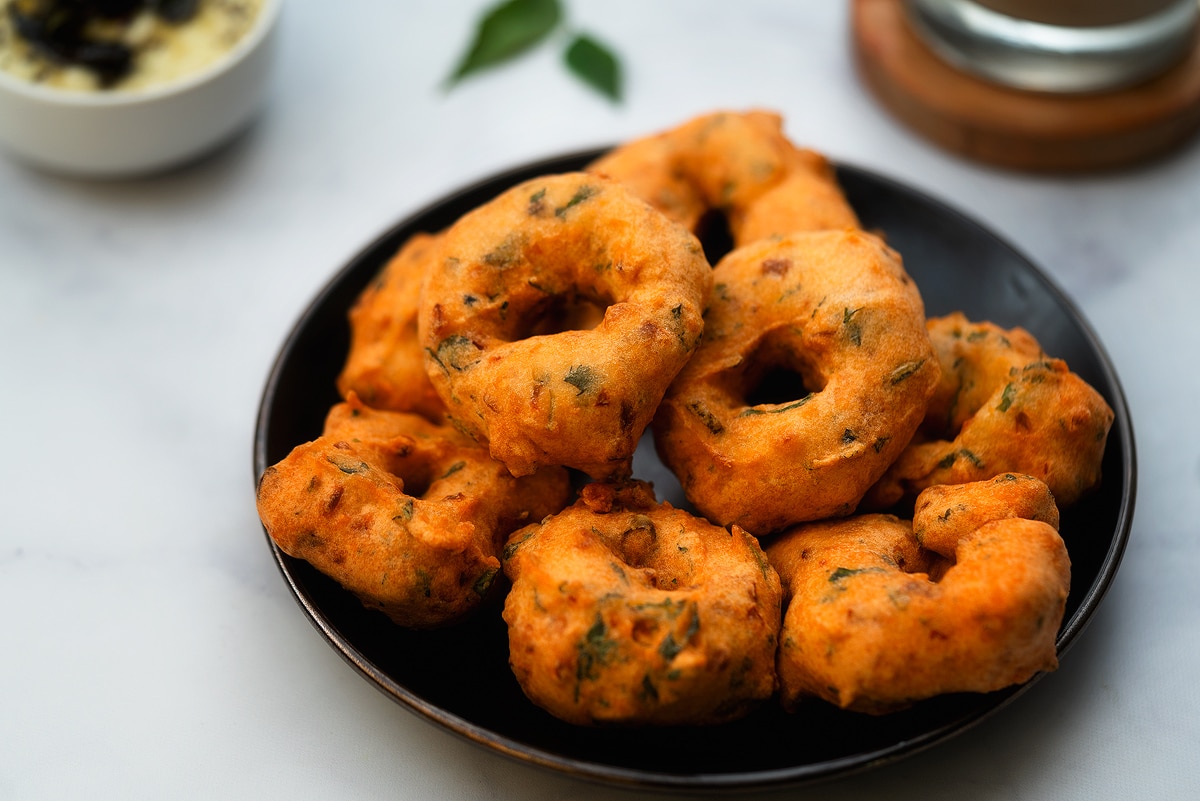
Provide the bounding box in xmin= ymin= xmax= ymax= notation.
xmin=253 ymin=152 xmax=1135 ymax=792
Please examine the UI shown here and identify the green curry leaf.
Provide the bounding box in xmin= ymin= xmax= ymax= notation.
xmin=564 ymin=33 xmax=621 ymax=102
xmin=446 ymin=0 xmax=562 ymax=86
xmin=446 ymin=0 xmax=624 ymax=102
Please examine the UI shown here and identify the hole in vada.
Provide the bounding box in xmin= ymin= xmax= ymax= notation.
xmin=388 ymin=461 xmax=435 ymax=499
xmin=524 ymin=293 xmax=609 ymax=338
xmin=744 ymin=366 xmax=816 ymax=407
xmin=926 ymin=557 xmax=953 ymax=583
xmin=738 ymin=337 xmax=826 ymax=409
xmin=696 ymin=208 xmax=734 ymax=264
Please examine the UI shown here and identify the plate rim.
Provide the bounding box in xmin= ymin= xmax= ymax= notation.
xmin=253 ymin=150 xmax=1137 ymax=792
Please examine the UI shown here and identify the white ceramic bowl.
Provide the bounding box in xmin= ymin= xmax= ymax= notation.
xmin=0 ymin=0 xmax=282 ymax=178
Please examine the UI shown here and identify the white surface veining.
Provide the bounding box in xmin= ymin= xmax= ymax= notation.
xmin=2 ymin=2 xmax=1199 ymax=799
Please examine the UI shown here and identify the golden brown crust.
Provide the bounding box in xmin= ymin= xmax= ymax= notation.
xmin=418 ymin=172 xmax=712 ymax=479
xmin=337 ymin=232 xmax=448 ymax=421
xmin=863 ymin=312 xmax=1114 ymax=509
xmin=768 ymin=476 xmax=1070 ymax=714
xmin=256 ymin=395 xmax=571 ymax=628
xmin=913 ymin=472 xmax=1060 ymax=555
xmin=502 ymin=481 xmax=782 ymax=726
xmin=588 ymin=110 xmax=860 ymax=244
xmin=653 ymin=229 xmax=940 ymax=535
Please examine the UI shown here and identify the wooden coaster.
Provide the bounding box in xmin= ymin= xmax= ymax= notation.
xmin=852 ymin=0 xmax=1200 ymax=171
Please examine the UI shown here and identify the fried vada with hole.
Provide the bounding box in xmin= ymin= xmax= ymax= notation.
xmin=337 ymin=232 xmax=448 ymax=421
xmin=653 ymin=229 xmax=940 ymax=535
xmin=768 ymin=474 xmax=1070 ymax=713
xmin=913 ymin=472 xmax=1060 ymax=553
xmin=862 ymin=312 xmax=1114 ymax=510
xmin=589 ymin=110 xmax=859 ymax=245
xmin=502 ymin=481 xmax=782 ymax=726
xmin=419 ymin=172 xmax=712 ymax=480
xmin=256 ymin=394 xmax=571 ymax=628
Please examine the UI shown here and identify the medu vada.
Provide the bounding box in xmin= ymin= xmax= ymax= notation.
xmin=337 ymin=232 xmax=447 ymax=421
xmin=502 ymin=480 xmax=782 ymax=726
xmin=418 ymin=172 xmax=712 ymax=479
xmin=256 ymin=394 xmax=571 ymax=628
xmin=768 ymin=473 xmax=1070 ymax=713
xmin=588 ymin=110 xmax=860 ymax=246
xmin=863 ymin=312 xmax=1114 ymax=510
xmin=652 ymin=229 xmax=940 ymax=535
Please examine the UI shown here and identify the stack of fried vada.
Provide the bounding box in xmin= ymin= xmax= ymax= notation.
xmin=769 ymin=474 xmax=1069 ymax=713
xmin=863 ymin=312 xmax=1114 ymax=510
xmin=418 ymin=172 xmax=712 ymax=480
xmin=653 ymin=229 xmax=940 ymax=533
xmin=503 ymin=480 xmax=781 ymax=726
xmin=256 ymin=394 xmax=571 ymax=628
xmin=588 ymin=110 xmax=860 ymax=245
xmin=256 ymin=109 xmax=1114 ymax=728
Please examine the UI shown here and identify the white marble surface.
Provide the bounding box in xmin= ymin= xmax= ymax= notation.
xmin=2 ymin=1 xmax=1198 ymax=799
